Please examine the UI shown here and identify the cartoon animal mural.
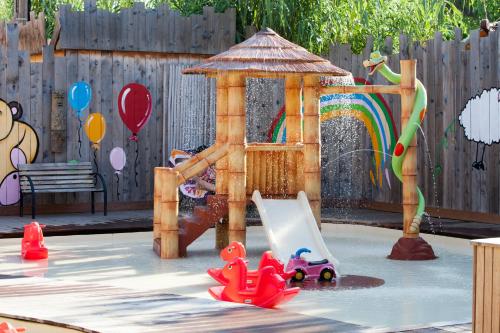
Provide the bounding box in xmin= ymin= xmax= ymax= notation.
xmin=0 ymin=100 xmax=39 ymax=206
xmin=269 ymin=77 xmax=398 ymax=188
xmin=459 ymin=88 xmax=500 ymax=170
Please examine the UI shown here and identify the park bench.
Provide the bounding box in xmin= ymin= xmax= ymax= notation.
xmin=18 ymin=162 xmax=107 ymax=219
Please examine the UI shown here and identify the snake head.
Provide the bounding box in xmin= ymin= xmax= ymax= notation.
xmin=363 ymin=51 xmax=387 ymax=76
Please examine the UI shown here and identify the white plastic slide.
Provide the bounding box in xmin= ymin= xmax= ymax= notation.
xmin=251 ymin=190 xmax=339 ymax=272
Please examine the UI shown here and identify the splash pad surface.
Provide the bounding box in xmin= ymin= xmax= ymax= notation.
xmin=0 ymin=225 xmax=471 ymax=332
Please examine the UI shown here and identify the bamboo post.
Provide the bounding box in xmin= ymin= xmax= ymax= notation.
xmin=153 ymin=167 xmax=165 ymax=242
xmin=303 ymin=75 xmax=321 ymax=228
xmin=285 ymin=75 xmax=302 ymax=195
xmin=400 ymin=60 xmax=418 ymax=238
xmin=227 ymin=73 xmax=247 ymax=244
xmin=215 ymin=74 xmax=229 ymax=249
xmin=160 ymin=168 xmax=179 ymax=258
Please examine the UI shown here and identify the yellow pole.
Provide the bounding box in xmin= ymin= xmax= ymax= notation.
xmin=303 ymin=75 xmax=321 ymax=228
xmin=215 ymin=74 xmax=229 ymax=249
xmin=285 ymin=75 xmax=302 ymax=195
xmin=400 ymin=60 xmax=418 ymax=238
xmin=227 ymin=73 xmax=247 ymax=244
xmin=160 ymin=168 xmax=179 ymax=258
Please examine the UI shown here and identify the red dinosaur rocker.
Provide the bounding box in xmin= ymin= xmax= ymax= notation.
xmin=21 ymin=221 xmax=48 ymax=260
xmin=207 ymin=241 xmax=294 ymax=286
xmin=208 ymin=257 xmax=299 ymax=308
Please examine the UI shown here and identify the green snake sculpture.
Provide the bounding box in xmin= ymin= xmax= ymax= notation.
xmin=363 ymin=51 xmax=427 ymax=234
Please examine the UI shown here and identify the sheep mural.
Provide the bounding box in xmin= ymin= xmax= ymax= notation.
xmin=459 ymin=88 xmax=500 ymax=170
xmin=0 ymin=100 xmax=39 ymax=206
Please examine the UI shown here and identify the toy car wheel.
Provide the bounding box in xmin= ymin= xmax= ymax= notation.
xmin=292 ymin=269 xmax=306 ymax=282
xmin=320 ymin=268 xmax=335 ymax=281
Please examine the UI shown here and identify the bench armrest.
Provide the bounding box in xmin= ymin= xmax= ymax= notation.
xmin=92 ymin=172 xmax=107 ymax=193
xmin=19 ymin=174 xmax=35 ymax=193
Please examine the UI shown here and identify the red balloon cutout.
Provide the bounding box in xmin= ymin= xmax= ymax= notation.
xmin=118 ymin=83 xmax=152 ymax=141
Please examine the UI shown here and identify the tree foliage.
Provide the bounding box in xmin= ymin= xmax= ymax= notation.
xmin=3 ymin=0 xmax=499 ymax=54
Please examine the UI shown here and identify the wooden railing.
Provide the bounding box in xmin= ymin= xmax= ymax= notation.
xmin=246 ymin=143 xmax=304 ymax=196
xmin=153 ymin=143 xmax=229 ymax=258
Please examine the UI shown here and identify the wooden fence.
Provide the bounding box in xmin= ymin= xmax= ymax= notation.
xmin=323 ymin=28 xmax=500 ymax=216
xmin=1 ymin=1 xmax=499 ymax=218
xmin=57 ymin=1 xmax=235 ymax=54
xmin=0 ymin=12 xmax=45 ymax=54
xmin=0 ymin=3 xmax=235 ymax=210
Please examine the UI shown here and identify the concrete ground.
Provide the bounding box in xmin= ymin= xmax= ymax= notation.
xmin=0 ymin=225 xmax=473 ymax=333
xmin=1 ymin=207 xmax=499 ymax=240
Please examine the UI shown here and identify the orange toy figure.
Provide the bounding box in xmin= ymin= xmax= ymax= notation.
xmin=21 ymin=221 xmax=48 ymax=260
xmin=208 ymin=257 xmax=299 ymax=308
xmin=208 ymin=241 xmax=295 ymax=286
xmin=0 ymin=322 xmax=25 ymax=333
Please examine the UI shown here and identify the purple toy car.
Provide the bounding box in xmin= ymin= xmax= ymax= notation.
xmin=286 ymin=248 xmax=336 ymax=282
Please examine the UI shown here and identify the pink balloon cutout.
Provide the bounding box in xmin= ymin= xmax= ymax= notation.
xmin=109 ymin=147 xmax=126 ymax=173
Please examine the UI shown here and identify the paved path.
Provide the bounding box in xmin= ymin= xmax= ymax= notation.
xmin=1 ymin=208 xmax=499 ymax=240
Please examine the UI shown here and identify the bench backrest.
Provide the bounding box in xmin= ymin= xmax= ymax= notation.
xmin=18 ymin=162 xmax=96 ymax=192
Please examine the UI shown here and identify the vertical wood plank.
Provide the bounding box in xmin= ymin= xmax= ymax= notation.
xmin=53 ymin=54 xmax=67 ymax=204
xmin=492 ymin=247 xmax=500 ymax=333
xmin=469 ymin=30 xmax=481 ymax=213
xmin=111 ymin=53 xmax=125 ymax=201
xmin=475 ymin=245 xmax=485 ymax=333
xmin=100 ymin=51 xmax=114 ymax=203
xmin=483 ymin=246 xmax=493 ymax=332
xmin=6 ymin=23 xmax=20 ymax=102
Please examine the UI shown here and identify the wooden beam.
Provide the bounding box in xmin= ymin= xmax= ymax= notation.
xmin=227 ymin=73 xmax=247 ymax=244
xmin=303 ymin=75 xmax=321 ymax=228
xmin=246 ymin=143 xmax=304 ymax=152
xmin=400 ymin=60 xmax=418 ymax=238
xmin=320 ymin=85 xmax=402 ymax=95
xmin=159 ymin=168 xmax=179 ymax=259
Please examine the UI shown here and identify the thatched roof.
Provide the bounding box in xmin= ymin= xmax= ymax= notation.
xmin=183 ymin=28 xmax=350 ymax=77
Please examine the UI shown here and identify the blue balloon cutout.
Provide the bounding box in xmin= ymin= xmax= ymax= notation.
xmin=68 ymin=81 xmax=92 ymax=114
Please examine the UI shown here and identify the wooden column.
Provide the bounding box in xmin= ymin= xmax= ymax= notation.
xmin=153 ymin=167 xmax=165 ymax=242
xmin=160 ymin=168 xmax=179 ymax=258
xmin=227 ymin=73 xmax=246 ymax=244
xmin=215 ymin=74 xmax=229 ymax=249
xmin=285 ymin=75 xmax=302 ymax=195
xmin=303 ymin=75 xmax=321 ymax=228
xmin=400 ymin=60 xmax=418 ymax=238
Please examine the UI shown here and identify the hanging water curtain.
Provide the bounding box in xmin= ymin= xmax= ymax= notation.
xmin=118 ymin=83 xmax=152 ymax=187
xmin=84 ymin=112 xmax=107 ymax=173
xmin=68 ymin=81 xmax=92 ymax=159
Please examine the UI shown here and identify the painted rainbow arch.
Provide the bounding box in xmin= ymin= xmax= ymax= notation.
xmin=268 ymin=78 xmax=398 ymax=187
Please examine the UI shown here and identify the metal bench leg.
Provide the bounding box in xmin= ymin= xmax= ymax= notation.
xmin=31 ymin=192 xmax=36 ymax=219
xmin=103 ymin=189 xmax=107 ymax=216
xmin=91 ymin=192 xmax=95 ymax=214
xmin=19 ymin=192 xmax=23 ymax=217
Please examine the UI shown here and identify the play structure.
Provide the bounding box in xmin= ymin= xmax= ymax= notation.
xmin=153 ymin=28 xmax=435 ymax=261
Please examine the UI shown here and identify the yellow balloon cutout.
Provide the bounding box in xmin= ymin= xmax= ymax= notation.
xmin=84 ymin=113 xmax=106 ymax=149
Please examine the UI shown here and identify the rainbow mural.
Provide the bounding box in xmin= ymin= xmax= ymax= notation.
xmin=268 ymin=78 xmax=398 ymax=188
